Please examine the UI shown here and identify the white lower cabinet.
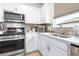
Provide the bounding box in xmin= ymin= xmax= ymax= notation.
xmin=37 ymin=34 xmax=42 ymax=51
xmin=38 ymin=34 xmax=69 ymax=56
xmin=26 ymin=33 xmax=37 ymax=53
xmin=38 ymin=35 xmax=51 ymax=56
xmin=40 ymin=39 xmax=46 ymax=55
xmin=26 ymin=33 xmax=69 ymax=56
xmin=54 ymin=47 xmax=67 ymax=56
xmin=37 ymin=35 xmax=46 ymax=55
xmin=45 ymin=41 xmax=51 ymax=56
xmin=26 ymin=37 xmax=37 ymax=53
xmin=50 ymin=45 xmax=67 ymax=56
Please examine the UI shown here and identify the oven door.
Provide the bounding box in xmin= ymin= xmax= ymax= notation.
xmin=16 ymin=39 xmax=24 ymax=50
xmin=0 ymin=39 xmax=24 ymax=54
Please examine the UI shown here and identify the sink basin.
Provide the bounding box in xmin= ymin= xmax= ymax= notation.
xmin=49 ymin=33 xmax=71 ymax=38
xmin=58 ymin=35 xmax=71 ymax=38
xmin=49 ymin=33 xmax=59 ymax=36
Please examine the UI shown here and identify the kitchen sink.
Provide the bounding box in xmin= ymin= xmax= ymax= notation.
xmin=49 ymin=33 xmax=59 ymax=36
xmin=58 ymin=35 xmax=71 ymax=38
xmin=49 ymin=33 xmax=71 ymax=38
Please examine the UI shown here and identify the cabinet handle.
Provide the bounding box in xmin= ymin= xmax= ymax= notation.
xmin=1 ymin=15 xmax=3 ymax=19
xmin=47 ymin=45 xmax=50 ymax=51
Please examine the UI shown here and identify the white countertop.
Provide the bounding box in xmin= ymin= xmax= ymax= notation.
xmin=40 ymin=33 xmax=79 ymax=46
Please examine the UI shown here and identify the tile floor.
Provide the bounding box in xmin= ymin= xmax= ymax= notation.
xmin=26 ymin=51 xmax=42 ymax=56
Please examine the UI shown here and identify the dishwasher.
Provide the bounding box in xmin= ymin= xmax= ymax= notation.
xmin=70 ymin=44 xmax=79 ymax=56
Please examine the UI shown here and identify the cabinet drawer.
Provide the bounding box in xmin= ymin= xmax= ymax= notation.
xmin=54 ymin=46 xmax=68 ymax=56
xmin=41 ymin=35 xmax=68 ymax=51
xmin=49 ymin=38 xmax=68 ymax=51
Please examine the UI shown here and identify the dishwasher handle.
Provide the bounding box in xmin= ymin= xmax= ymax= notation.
xmin=71 ymin=44 xmax=79 ymax=48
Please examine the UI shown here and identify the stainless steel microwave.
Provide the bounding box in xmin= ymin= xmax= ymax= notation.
xmin=4 ymin=11 xmax=25 ymax=22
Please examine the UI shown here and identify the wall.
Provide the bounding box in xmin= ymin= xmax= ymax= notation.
xmin=54 ymin=3 xmax=79 ymax=18
xmin=53 ymin=12 xmax=79 ymax=27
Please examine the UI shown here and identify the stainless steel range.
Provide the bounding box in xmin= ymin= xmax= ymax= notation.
xmin=0 ymin=33 xmax=25 ymax=56
xmin=0 ymin=37 xmax=25 ymax=56
xmin=0 ymin=11 xmax=25 ymax=56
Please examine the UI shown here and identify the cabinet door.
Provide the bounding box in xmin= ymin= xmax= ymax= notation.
xmin=38 ymin=34 xmax=69 ymax=56
xmin=46 ymin=3 xmax=53 ymax=23
xmin=50 ymin=44 xmax=55 ymax=56
xmin=54 ymin=46 xmax=67 ymax=56
xmin=26 ymin=36 xmax=37 ymax=53
xmin=39 ymin=35 xmax=51 ymax=56
xmin=45 ymin=41 xmax=51 ymax=56
xmin=38 ymin=35 xmax=47 ymax=56
xmin=40 ymin=4 xmax=46 ymax=23
xmin=25 ymin=5 xmax=40 ymax=23
xmin=50 ymin=45 xmax=67 ymax=56
xmin=38 ymin=35 xmax=53 ymax=56
xmin=46 ymin=36 xmax=68 ymax=56
xmin=37 ymin=34 xmax=42 ymax=51
xmin=3 ymin=4 xmax=17 ymax=12
xmin=38 ymin=35 xmax=45 ymax=55
xmin=40 ymin=39 xmax=46 ymax=56
xmin=17 ymin=4 xmax=26 ymax=14
xmin=40 ymin=3 xmax=53 ymax=23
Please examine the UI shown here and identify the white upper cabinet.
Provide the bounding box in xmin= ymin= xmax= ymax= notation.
xmin=0 ymin=3 xmax=53 ymax=23
xmin=0 ymin=3 xmax=41 ymax=23
xmin=16 ymin=4 xmax=24 ymax=14
xmin=21 ymin=4 xmax=40 ymax=24
xmin=40 ymin=4 xmax=46 ymax=23
xmin=0 ymin=4 xmax=24 ymax=22
xmin=2 ymin=3 xmax=17 ymax=12
xmin=40 ymin=3 xmax=53 ymax=23
xmin=1 ymin=4 xmax=26 ymax=14
xmin=46 ymin=4 xmax=53 ymax=23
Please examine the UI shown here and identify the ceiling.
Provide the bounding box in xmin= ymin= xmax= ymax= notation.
xmin=54 ymin=3 xmax=79 ymax=18
xmin=24 ymin=3 xmax=44 ymax=7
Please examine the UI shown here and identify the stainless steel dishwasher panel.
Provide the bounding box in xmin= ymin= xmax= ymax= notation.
xmin=70 ymin=44 xmax=79 ymax=56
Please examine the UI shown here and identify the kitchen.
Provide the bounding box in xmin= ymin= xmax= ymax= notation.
xmin=0 ymin=3 xmax=79 ymax=56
